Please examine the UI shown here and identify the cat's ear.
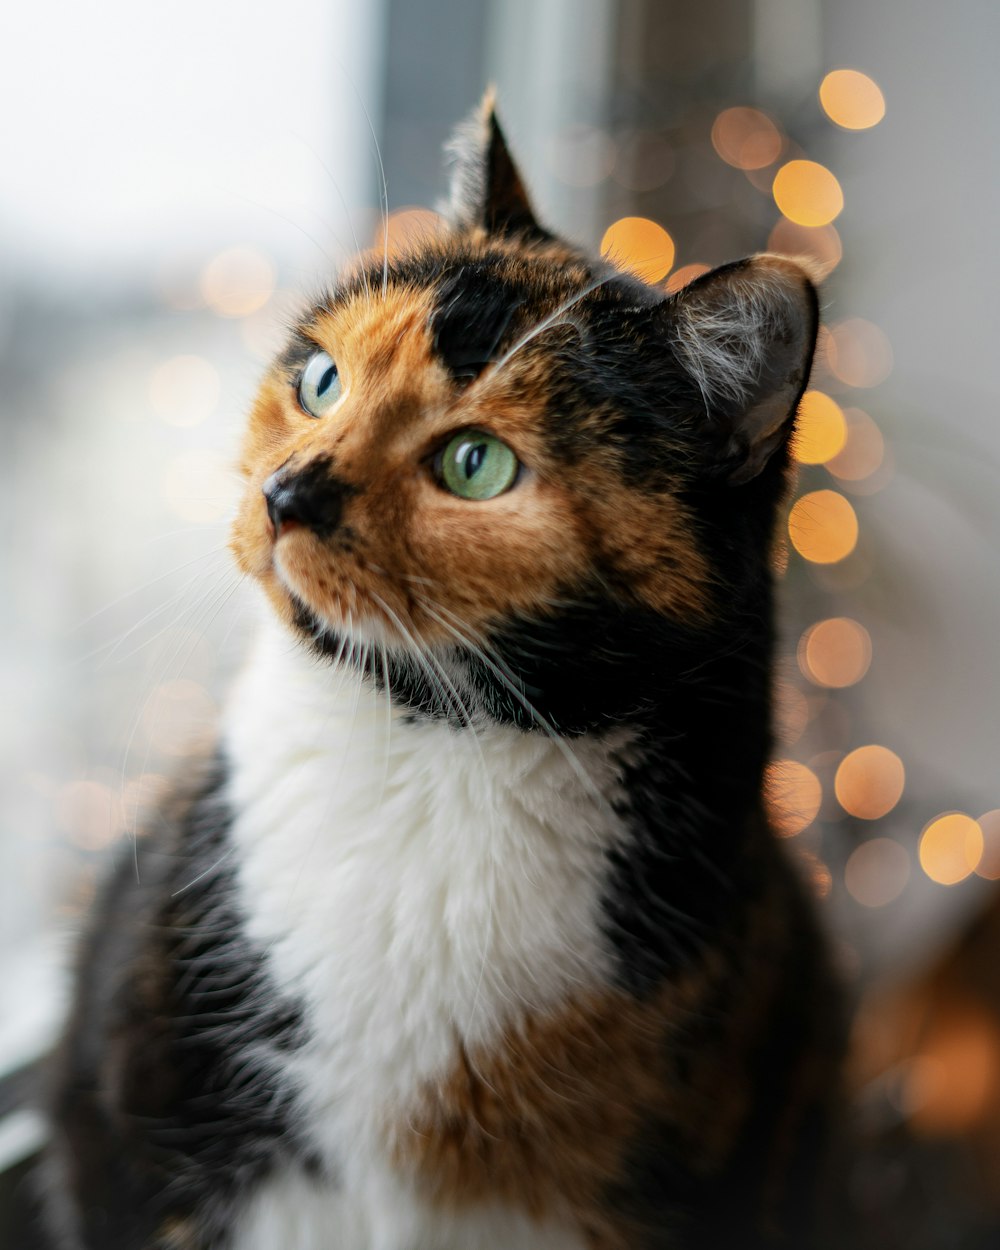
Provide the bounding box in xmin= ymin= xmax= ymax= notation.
xmin=445 ymin=89 xmax=547 ymax=240
xmin=667 ymin=255 xmax=819 ymax=485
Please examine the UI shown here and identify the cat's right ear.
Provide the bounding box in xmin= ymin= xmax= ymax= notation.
xmin=445 ymin=89 xmax=548 ymax=241
xmin=665 ymin=255 xmax=820 ymax=485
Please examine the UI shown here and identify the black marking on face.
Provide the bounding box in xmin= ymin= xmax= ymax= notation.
xmin=430 ymin=265 xmax=524 ymax=382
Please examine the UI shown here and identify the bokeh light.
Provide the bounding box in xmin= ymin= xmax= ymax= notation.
xmin=975 ymin=809 xmax=1000 ymax=880
xmin=382 ymin=207 xmax=445 ymax=260
xmin=819 ymin=69 xmax=886 ymax=131
xmin=845 ymin=837 xmax=910 ymax=907
xmin=665 ymin=262 xmax=710 ymax=293
xmin=199 ymin=246 xmax=275 ymax=318
xmin=765 ymin=758 xmax=822 ymax=837
xmin=798 ymin=849 xmax=833 ymax=899
xmin=835 ymin=745 xmax=905 ymax=820
xmin=826 ymin=318 xmax=893 ymax=387
xmin=710 ymin=107 xmax=783 ymax=170
xmin=904 ymin=1009 xmax=1000 ymax=1136
xmin=787 ymin=490 xmax=859 ymax=564
xmin=799 ymin=617 xmax=872 ymax=688
xmin=149 ymin=354 xmax=220 ymax=428
xmin=792 ymin=390 xmax=848 ymax=464
xmin=600 ymin=216 xmax=675 ymax=283
xmin=772 ymin=160 xmax=844 ymax=227
xmin=767 ymin=218 xmax=842 ymax=278
xmin=825 ymin=407 xmax=885 ymax=482
xmin=919 ymin=813 xmax=984 ymax=886
xmin=55 ymin=780 xmax=124 ymax=852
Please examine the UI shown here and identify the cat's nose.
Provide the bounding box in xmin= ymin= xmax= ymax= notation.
xmin=262 ymin=463 xmax=351 ymax=539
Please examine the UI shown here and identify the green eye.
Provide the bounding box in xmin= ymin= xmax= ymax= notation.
xmin=439 ymin=431 xmax=519 ymax=500
xmin=298 ymin=350 xmax=342 ymax=417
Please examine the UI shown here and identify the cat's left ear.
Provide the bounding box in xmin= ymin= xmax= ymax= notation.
xmin=445 ymin=88 xmax=547 ymax=240
xmin=666 ymin=255 xmax=820 ymax=485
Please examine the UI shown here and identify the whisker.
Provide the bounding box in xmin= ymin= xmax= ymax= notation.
xmin=482 ymin=270 xmax=622 ymax=380
xmin=413 ymin=594 xmax=619 ymax=821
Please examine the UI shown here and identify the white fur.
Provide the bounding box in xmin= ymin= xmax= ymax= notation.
xmin=674 ymin=260 xmax=806 ymax=412
xmin=223 ymin=610 xmax=633 ymax=1249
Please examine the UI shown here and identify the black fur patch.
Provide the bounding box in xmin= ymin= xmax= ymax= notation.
xmin=429 ymin=264 xmax=523 ymax=381
xmin=42 ymin=759 xmax=310 ymax=1249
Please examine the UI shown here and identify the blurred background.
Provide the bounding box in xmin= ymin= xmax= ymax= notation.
xmin=1 ymin=0 xmax=999 ymax=1233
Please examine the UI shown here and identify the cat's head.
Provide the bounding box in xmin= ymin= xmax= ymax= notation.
xmin=231 ymin=94 xmax=818 ymax=732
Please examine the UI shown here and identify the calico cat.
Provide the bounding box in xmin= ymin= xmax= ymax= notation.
xmin=39 ymin=95 xmax=845 ymax=1249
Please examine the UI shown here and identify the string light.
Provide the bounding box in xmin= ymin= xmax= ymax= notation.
xmin=845 ymin=838 xmax=910 ymax=907
xmin=919 ymin=813 xmax=984 ymax=886
xmin=826 ymin=318 xmax=893 ymax=387
xmin=819 ymin=69 xmax=886 ymax=131
xmin=788 ymin=490 xmax=859 ymax=564
xmin=975 ymin=810 xmax=1000 ymax=880
xmin=826 ymin=407 xmax=885 ymax=483
xmin=792 ymin=391 xmax=848 ymax=464
xmin=798 ymin=617 xmax=872 ymax=688
xmin=711 ymin=107 xmax=783 ymax=170
xmin=772 ymin=160 xmax=843 ymax=227
xmin=835 ymin=745 xmax=905 ymax=820
xmin=665 ymin=263 xmax=709 ymax=293
xmin=765 ymin=759 xmax=822 ymax=837
xmin=600 ymin=217 xmax=675 ymax=283
xmin=767 ymin=218 xmax=842 ymax=278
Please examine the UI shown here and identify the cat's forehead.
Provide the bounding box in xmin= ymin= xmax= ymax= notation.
xmin=294 ymin=240 xmax=603 ymax=386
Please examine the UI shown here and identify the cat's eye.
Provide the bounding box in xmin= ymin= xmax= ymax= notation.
xmin=437 ymin=430 xmax=519 ymax=500
xmin=298 ymin=350 xmax=343 ymax=418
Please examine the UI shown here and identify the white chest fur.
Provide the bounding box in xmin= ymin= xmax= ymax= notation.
xmin=223 ymin=620 xmax=631 ymax=1249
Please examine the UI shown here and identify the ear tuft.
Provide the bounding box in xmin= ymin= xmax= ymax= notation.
xmin=445 ymin=89 xmax=547 ymax=240
xmin=670 ymin=255 xmax=819 ymax=484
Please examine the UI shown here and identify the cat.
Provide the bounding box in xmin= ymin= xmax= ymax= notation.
xmin=37 ymin=93 xmax=846 ymax=1250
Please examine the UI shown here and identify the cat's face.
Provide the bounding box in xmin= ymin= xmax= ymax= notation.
xmin=231 ymin=99 xmax=818 ymax=730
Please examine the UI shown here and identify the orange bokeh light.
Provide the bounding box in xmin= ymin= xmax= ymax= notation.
xmin=787 ymin=490 xmax=858 ymax=564
xmin=767 ymin=217 xmax=842 ymax=278
xmin=765 ymin=759 xmax=822 ymax=837
xmin=792 ymin=390 xmax=847 ymax=465
xmin=826 ymin=408 xmax=885 ymax=482
xmin=772 ymin=160 xmax=844 ymax=227
xmin=844 ymin=837 xmax=910 ymax=908
xmin=382 ymin=208 xmax=445 ymax=261
xmin=665 ymin=262 xmax=710 ymax=293
xmin=835 ymin=746 xmax=905 ymax=820
xmin=199 ymin=246 xmax=275 ymax=318
xmin=799 ymin=617 xmax=872 ymax=689
xmin=711 ymin=107 xmax=783 ymax=170
xmin=975 ymin=810 xmax=1000 ymax=880
xmin=819 ymin=69 xmax=886 ymax=131
xmin=905 ymin=1008 xmax=1000 ymax=1137
xmin=826 ymin=318 xmax=893 ymax=388
xmin=919 ymin=813 xmax=984 ymax=886
xmin=601 ymin=217 xmax=675 ymax=284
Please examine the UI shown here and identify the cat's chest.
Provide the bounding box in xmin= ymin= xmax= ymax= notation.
xmin=222 ymin=624 xmax=631 ymax=1175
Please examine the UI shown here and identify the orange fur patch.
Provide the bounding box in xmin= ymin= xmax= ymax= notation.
xmin=388 ymin=959 xmax=745 ymax=1247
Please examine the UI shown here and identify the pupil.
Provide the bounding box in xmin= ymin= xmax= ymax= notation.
xmin=464 ymin=442 xmax=487 ymax=479
xmin=318 ymin=364 xmax=338 ymax=395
